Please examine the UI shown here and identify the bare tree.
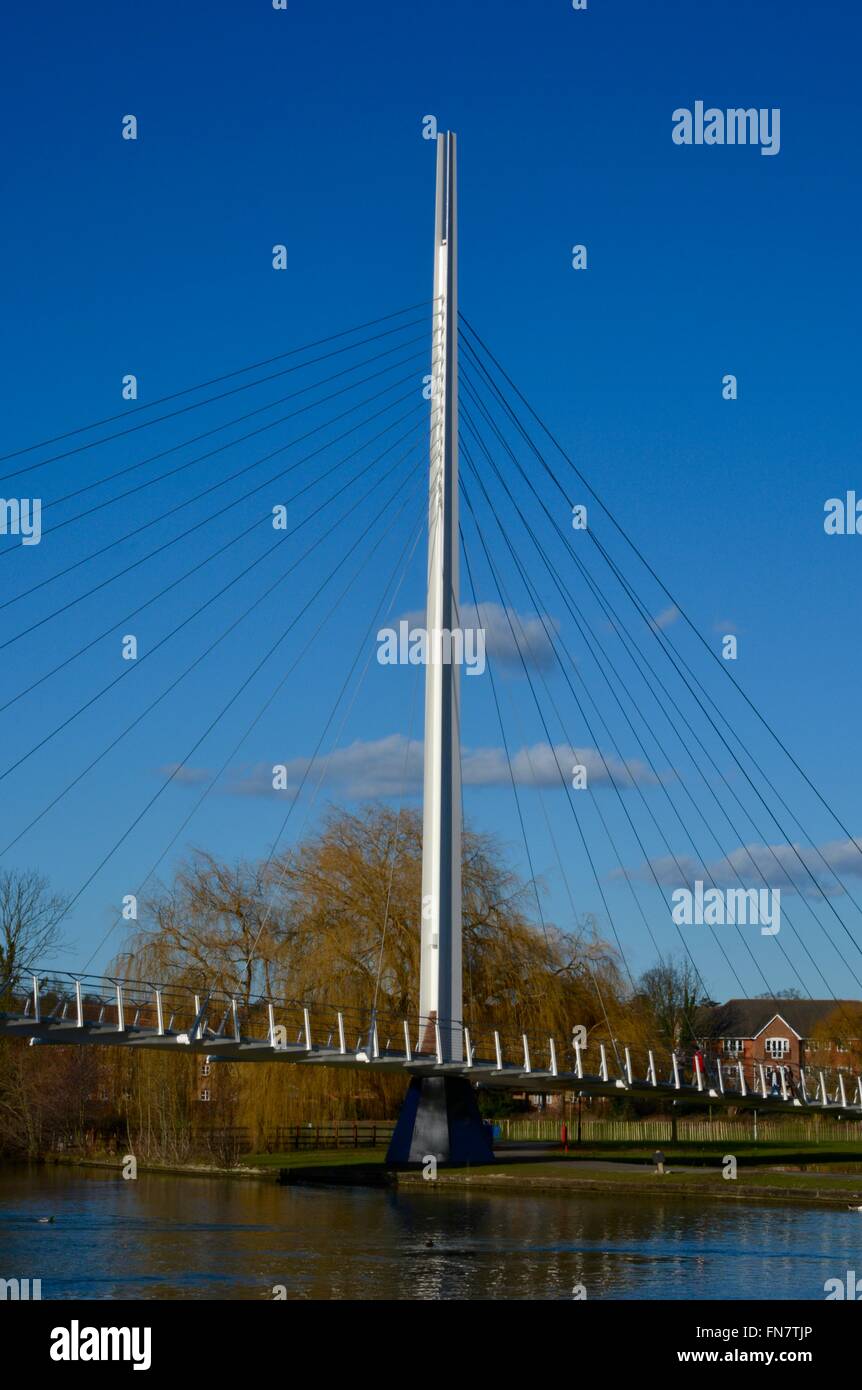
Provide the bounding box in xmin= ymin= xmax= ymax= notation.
xmin=636 ymin=957 xmax=705 ymax=1050
xmin=0 ymin=868 xmax=68 ymax=986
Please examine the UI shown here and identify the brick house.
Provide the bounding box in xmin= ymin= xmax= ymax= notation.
xmin=697 ymin=998 xmax=862 ymax=1077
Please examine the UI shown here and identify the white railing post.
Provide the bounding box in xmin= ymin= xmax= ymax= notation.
xmin=672 ymin=1053 xmax=681 ymax=1090
xmin=647 ymin=1050 xmax=657 ymax=1086
xmin=32 ymin=976 xmax=41 ymax=1024
xmin=839 ymin=1074 xmax=848 ymax=1109
xmin=856 ymin=1076 xmax=862 ymax=1109
xmin=338 ymin=1012 xmax=346 ymax=1055
xmin=780 ymin=1066 xmax=789 ymax=1101
xmin=231 ymin=997 xmax=240 ymax=1043
xmin=155 ymin=988 xmax=165 ymax=1037
xmin=799 ymin=1069 xmax=809 ymax=1103
xmin=575 ymin=1040 xmax=584 ymax=1079
xmin=464 ymin=1027 xmax=473 ymax=1067
xmin=303 ymin=1008 xmax=312 ymax=1051
xmin=372 ymin=1020 xmax=380 ymax=1059
xmin=402 ymin=1019 xmax=412 ymax=1061
xmin=494 ymin=1031 xmax=503 ymax=1070
xmin=434 ymin=1021 xmax=443 ymax=1064
xmin=549 ymin=1038 xmax=558 ymax=1078
xmin=716 ymin=1059 xmax=724 ymax=1095
xmin=75 ymin=980 xmax=84 ymax=1029
xmin=115 ymin=984 xmax=125 ymax=1033
xmin=694 ymin=1054 xmax=704 ymax=1092
xmin=268 ymin=1003 xmax=277 ymax=1048
xmin=600 ymin=1044 xmax=609 ymax=1083
xmin=624 ymin=1047 xmax=633 ymax=1086
xmin=758 ymin=1063 xmax=767 ymax=1098
xmin=819 ymin=1070 xmax=828 ymax=1108
xmin=738 ymin=1060 xmax=747 ymax=1097
xmin=522 ymin=1035 xmax=532 ymax=1073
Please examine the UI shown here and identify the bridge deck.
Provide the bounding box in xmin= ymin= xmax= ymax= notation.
xmin=3 ymin=971 xmax=861 ymax=1118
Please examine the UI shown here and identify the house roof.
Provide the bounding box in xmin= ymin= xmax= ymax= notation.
xmin=697 ymin=999 xmax=862 ymax=1040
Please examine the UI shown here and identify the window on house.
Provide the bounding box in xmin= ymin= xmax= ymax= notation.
xmin=765 ymin=1037 xmax=789 ymax=1058
xmin=723 ymin=1039 xmax=744 ymax=1055
xmin=199 ymin=1089 xmax=210 ymax=1102
xmin=835 ymin=1040 xmax=849 ymax=1053
xmin=201 ymin=1063 xmax=210 ymax=1077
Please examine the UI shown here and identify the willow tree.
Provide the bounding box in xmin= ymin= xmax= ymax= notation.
xmin=113 ymin=804 xmax=625 ymax=1128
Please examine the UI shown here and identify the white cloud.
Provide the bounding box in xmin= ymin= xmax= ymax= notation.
xmin=624 ymin=836 xmax=862 ymax=897
xmin=400 ymin=602 xmax=559 ymax=671
xmin=159 ymin=763 xmax=212 ymax=787
xmin=651 ymin=605 xmax=680 ymax=631
xmin=222 ymin=735 xmax=662 ymax=800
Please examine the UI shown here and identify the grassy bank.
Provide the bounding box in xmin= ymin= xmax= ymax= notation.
xmin=31 ymin=1139 xmax=862 ymax=1208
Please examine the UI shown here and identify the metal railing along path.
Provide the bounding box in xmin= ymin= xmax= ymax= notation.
xmin=2 ymin=969 xmax=862 ymax=1117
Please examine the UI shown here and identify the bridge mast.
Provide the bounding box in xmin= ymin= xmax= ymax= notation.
xmin=388 ymin=135 xmax=490 ymax=1163
xmin=419 ymin=131 xmax=462 ymax=1064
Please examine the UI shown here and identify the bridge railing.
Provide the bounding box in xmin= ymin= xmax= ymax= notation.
xmin=5 ymin=968 xmax=862 ymax=1111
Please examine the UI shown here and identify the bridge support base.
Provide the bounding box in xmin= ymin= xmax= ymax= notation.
xmin=386 ymin=1075 xmax=495 ymax=1167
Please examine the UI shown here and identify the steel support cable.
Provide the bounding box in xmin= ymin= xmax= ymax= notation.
xmin=592 ymin=525 xmax=862 ymax=930
xmin=461 ymin=465 xmax=721 ymax=1012
xmin=528 ymin=527 xmax=834 ymax=996
xmin=0 ymin=302 xmax=439 ymax=477
xmin=460 ymin=525 xmax=626 ymax=1057
xmin=0 ymin=414 xmax=426 ymax=716
xmin=80 ymin=489 xmax=428 ymax=975
xmin=468 ymin=582 xmax=628 ymax=1049
xmin=459 ymin=314 xmax=862 ymax=891
xmin=0 ymin=447 xmax=420 ymax=850
xmin=459 ymin=368 xmax=779 ymax=880
xmin=449 ymin=568 xmax=552 ymax=953
xmin=458 ymin=365 xmax=844 ymax=996
xmin=462 ymin=435 xmax=758 ymax=1000
xmin=0 ymin=344 xmax=428 ymax=579
xmin=246 ymin=508 xmax=430 ymax=983
xmin=460 ymin=395 xmax=782 ymax=997
xmin=587 ymin=530 xmax=862 ymax=983
xmin=0 ymin=437 xmax=419 ymax=787
xmin=7 ymin=328 xmax=433 ymax=529
xmin=370 ymin=659 xmax=423 ymax=1019
xmin=458 ymin=337 xmax=862 ymax=973
xmin=458 ymin=476 xmax=639 ymax=996
xmin=224 ymin=495 xmax=430 ymax=973
xmin=0 ymin=383 xmax=426 ymax=651
xmin=23 ymin=462 xmax=423 ymax=940
xmin=461 ymin=393 xmax=811 ymax=1000
xmin=0 ymin=381 xmax=422 ymax=626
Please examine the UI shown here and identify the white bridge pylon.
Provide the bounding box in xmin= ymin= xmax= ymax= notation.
xmin=419 ymin=130 xmax=462 ymax=1064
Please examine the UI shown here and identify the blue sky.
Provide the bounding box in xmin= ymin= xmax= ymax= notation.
xmin=1 ymin=0 xmax=861 ymax=999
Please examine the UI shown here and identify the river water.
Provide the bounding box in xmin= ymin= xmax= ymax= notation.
xmin=0 ymin=1165 xmax=860 ymax=1300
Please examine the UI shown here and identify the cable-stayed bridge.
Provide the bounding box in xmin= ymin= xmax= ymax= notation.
xmin=3 ymin=133 xmax=862 ymax=1160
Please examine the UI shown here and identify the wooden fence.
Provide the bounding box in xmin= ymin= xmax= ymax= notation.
xmin=496 ymin=1117 xmax=862 ymax=1144
xmin=265 ymin=1122 xmax=396 ymax=1151
xmin=191 ymin=1122 xmax=396 ymax=1152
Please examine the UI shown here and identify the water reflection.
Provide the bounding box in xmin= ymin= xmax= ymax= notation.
xmin=0 ymin=1165 xmax=857 ymax=1300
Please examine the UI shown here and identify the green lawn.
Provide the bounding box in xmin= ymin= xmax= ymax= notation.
xmin=531 ymin=1141 xmax=862 ymax=1170
xmin=246 ymin=1148 xmax=386 ymax=1170
xmin=244 ymin=1139 xmax=862 ymax=1173
xmin=243 ymin=1139 xmax=862 ymax=1183
xmin=443 ymin=1161 xmax=862 ymax=1191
